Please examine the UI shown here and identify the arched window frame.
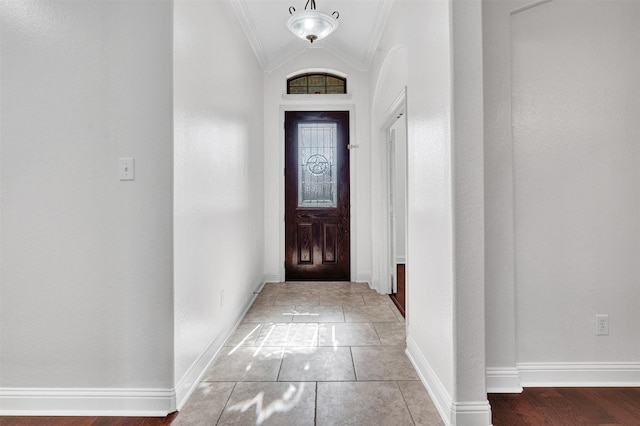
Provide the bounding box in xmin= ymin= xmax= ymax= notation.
xmin=287 ymin=72 xmax=347 ymax=95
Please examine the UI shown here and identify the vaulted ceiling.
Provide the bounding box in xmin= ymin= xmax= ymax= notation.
xmin=231 ymin=0 xmax=394 ymax=72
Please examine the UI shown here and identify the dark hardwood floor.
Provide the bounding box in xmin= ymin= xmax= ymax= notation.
xmin=489 ymin=387 xmax=640 ymax=425
xmin=389 ymin=263 xmax=406 ymax=318
xmin=0 ymin=413 xmax=178 ymax=426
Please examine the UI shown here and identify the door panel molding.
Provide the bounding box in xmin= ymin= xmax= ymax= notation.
xmin=297 ymin=223 xmax=314 ymax=264
xmin=323 ymin=223 xmax=338 ymax=264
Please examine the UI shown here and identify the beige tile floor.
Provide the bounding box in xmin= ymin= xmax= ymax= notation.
xmin=173 ymin=282 xmax=444 ymax=426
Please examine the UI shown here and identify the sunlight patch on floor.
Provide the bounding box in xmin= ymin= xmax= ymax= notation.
xmin=227 ymin=383 xmax=305 ymax=426
xmin=227 ymin=324 xmax=261 ymax=355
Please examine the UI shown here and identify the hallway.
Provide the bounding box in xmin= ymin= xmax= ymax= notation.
xmin=173 ymin=281 xmax=442 ymax=425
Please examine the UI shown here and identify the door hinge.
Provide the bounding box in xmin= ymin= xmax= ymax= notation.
xmin=347 ymin=144 xmax=359 ymax=150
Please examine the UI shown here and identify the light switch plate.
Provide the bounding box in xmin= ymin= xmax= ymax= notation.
xmin=119 ymin=158 xmax=135 ymax=181
xmin=595 ymin=314 xmax=609 ymax=336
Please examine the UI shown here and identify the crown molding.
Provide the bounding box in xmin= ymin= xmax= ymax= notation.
xmin=231 ymin=0 xmax=269 ymax=70
xmin=362 ymin=0 xmax=394 ymax=70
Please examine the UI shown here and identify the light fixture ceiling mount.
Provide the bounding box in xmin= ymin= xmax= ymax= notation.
xmin=287 ymin=0 xmax=339 ymax=44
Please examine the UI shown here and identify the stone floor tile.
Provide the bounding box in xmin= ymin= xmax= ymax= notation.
xmin=351 ymin=346 xmax=419 ymax=381
xmin=172 ymin=381 xmax=235 ymax=426
xmin=284 ymin=281 xmax=326 ymax=291
xmin=242 ymin=305 xmax=295 ymax=323
xmin=313 ymin=282 xmax=349 ymax=292
xmin=278 ymin=346 xmax=355 ymax=381
xmin=225 ymin=323 xmax=263 ymax=347
xmin=362 ymin=293 xmax=396 ymax=306
xmin=218 ymin=381 xmax=316 ymax=426
xmin=254 ymin=323 xmax=319 ymax=347
xmin=261 ymin=282 xmax=285 ymax=292
xmin=274 ymin=293 xmax=319 ymax=306
xmin=316 ymin=381 xmax=414 ymax=426
xmin=343 ymin=305 xmax=399 ymax=322
xmin=292 ymin=305 xmax=344 ymax=322
xmin=373 ymin=322 xmax=406 ymax=346
xmin=177 ymin=281 xmax=442 ymax=425
xmin=398 ymin=381 xmax=445 ymax=426
xmin=278 ymin=282 xmax=320 ymax=294
xmin=317 ymin=293 xmax=365 ymax=306
xmin=203 ymin=346 xmax=284 ymax=382
xmin=252 ymin=293 xmax=277 ymax=306
xmin=318 ymin=322 xmax=381 ymax=347
xmin=393 ymin=308 xmax=406 ymax=322
xmin=348 ymin=282 xmax=373 ymax=292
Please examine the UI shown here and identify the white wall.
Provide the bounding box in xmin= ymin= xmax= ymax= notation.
xmin=370 ymin=46 xmax=407 ymax=296
xmin=371 ymin=1 xmax=489 ymax=424
xmin=484 ymin=0 xmax=640 ymax=389
xmin=371 ymin=0 xmax=454 ymax=410
xmin=482 ymin=0 xmax=528 ymax=393
xmin=450 ymin=0 xmax=487 ymax=412
xmin=512 ymin=0 xmax=640 ymax=369
xmin=1 ymin=0 xmax=175 ymax=414
xmin=173 ymin=0 xmax=265 ymax=408
xmin=392 ymin=117 xmax=407 ymax=263
xmin=263 ymin=49 xmax=372 ymax=284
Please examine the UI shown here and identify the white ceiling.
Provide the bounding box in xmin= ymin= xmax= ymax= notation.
xmin=232 ymin=0 xmax=394 ymax=72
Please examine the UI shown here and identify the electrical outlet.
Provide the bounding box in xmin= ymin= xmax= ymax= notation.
xmin=595 ymin=315 xmax=609 ymax=335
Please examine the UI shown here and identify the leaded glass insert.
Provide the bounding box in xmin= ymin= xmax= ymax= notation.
xmin=287 ymin=73 xmax=346 ymax=94
xmin=298 ymin=122 xmax=337 ymax=208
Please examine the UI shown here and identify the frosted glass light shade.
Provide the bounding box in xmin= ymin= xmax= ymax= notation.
xmin=287 ymin=11 xmax=338 ymax=43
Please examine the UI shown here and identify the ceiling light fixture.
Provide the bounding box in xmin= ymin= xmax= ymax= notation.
xmin=287 ymin=0 xmax=339 ymax=44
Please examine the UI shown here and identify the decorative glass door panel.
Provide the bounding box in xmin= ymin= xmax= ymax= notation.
xmin=298 ymin=122 xmax=337 ymax=208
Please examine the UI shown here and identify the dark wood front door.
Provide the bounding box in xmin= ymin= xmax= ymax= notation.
xmin=285 ymin=111 xmax=350 ymax=281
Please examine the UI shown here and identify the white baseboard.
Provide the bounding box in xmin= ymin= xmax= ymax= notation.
xmin=518 ymin=362 xmax=640 ymax=387
xmin=175 ymin=280 xmax=264 ymax=409
xmin=262 ymin=273 xmax=281 ymax=283
xmin=355 ymin=273 xmax=372 ymax=286
xmin=0 ymin=279 xmax=266 ymax=417
xmin=0 ymin=388 xmax=175 ymax=416
xmin=449 ymin=401 xmax=492 ymax=426
xmin=487 ymin=363 xmax=640 ymax=391
xmin=406 ymin=336 xmax=452 ymax=425
xmin=174 ymin=328 xmax=230 ymax=410
xmin=486 ymin=367 xmax=523 ymax=393
xmin=406 ymin=337 xmax=492 ymax=425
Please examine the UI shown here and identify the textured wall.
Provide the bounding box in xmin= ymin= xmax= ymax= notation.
xmin=173 ymin=0 xmax=265 ymax=405
xmin=371 ymin=1 xmax=489 ymax=423
xmin=371 ymin=0 xmax=455 ymax=400
xmin=451 ymin=0 xmax=487 ymax=408
xmin=483 ymin=0 xmax=529 ymax=382
xmin=1 ymin=0 xmax=174 ymax=390
xmin=392 ymin=117 xmax=407 ymax=263
xmin=512 ymin=0 xmax=640 ymax=363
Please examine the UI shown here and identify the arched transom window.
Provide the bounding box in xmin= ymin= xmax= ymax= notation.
xmin=287 ymin=72 xmax=346 ymax=94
